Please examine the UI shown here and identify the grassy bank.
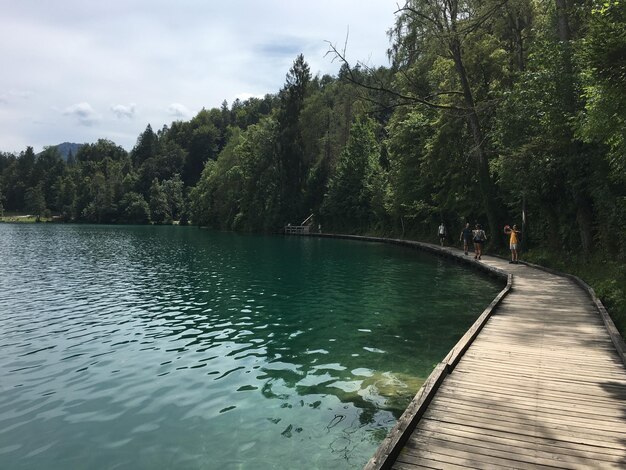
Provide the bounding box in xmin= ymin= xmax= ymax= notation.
xmin=0 ymin=213 xmax=48 ymax=223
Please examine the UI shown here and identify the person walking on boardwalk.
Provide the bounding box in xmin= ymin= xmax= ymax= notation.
xmin=459 ymin=222 xmax=473 ymax=255
xmin=504 ymin=224 xmax=522 ymax=264
xmin=472 ymin=224 xmax=487 ymax=260
xmin=438 ymin=222 xmax=447 ymax=246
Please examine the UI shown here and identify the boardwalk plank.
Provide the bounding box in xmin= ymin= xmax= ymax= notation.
xmin=447 ymin=371 xmax=626 ymax=398
xmin=416 ymin=418 xmax=626 ymax=460
xmin=434 ymin=389 xmax=626 ymax=420
xmin=428 ymin=399 xmax=626 ymax=434
xmin=454 ymin=360 xmax=626 ymax=383
xmin=463 ymin=350 xmax=625 ymax=367
xmin=459 ymin=356 xmax=625 ymax=376
xmin=399 ymin=442 xmax=560 ymax=469
xmin=442 ymin=377 xmax=626 ymax=408
xmin=423 ymin=408 xmax=626 ymax=449
xmin=405 ymin=434 xmax=623 ymax=469
xmin=393 ymin=456 xmax=472 ymax=470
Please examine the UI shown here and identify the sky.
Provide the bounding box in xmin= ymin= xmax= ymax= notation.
xmin=0 ymin=0 xmax=399 ymax=154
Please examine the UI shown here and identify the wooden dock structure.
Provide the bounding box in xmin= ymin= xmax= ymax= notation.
xmin=284 ymin=224 xmax=310 ymax=235
xmin=366 ymin=251 xmax=626 ymax=469
xmin=284 ymin=214 xmax=315 ymax=235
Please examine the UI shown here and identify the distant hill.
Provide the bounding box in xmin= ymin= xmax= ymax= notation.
xmin=39 ymin=142 xmax=84 ymax=161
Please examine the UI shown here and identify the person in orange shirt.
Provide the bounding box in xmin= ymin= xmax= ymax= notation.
xmin=504 ymin=224 xmax=521 ymax=264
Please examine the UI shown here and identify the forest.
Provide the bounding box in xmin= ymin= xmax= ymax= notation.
xmin=1 ymin=0 xmax=624 ymax=333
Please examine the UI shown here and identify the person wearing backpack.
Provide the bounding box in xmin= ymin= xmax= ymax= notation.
xmin=472 ymin=224 xmax=487 ymax=260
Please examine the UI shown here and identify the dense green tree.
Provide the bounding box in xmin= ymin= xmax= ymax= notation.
xmin=5 ymin=147 xmax=38 ymax=210
xmin=277 ymin=54 xmax=312 ymax=223
xmin=34 ymin=147 xmax=65 ymax=210
xmin=188 ymin=160 xmax=216 ymax=228
xmin=17 ymin=147 xmax=36 ymax=187
xmin=322 ymin=117 xmax=383 ymax=231
xmin=24 ymin=183 xmax=46 ymax=220
xmin=133 ymin=128 xmax=186 ymax=197
xmin=131 ymin=124 xmax=159 ymax=168
xmin=87 ymin=171 xmax=117 ymax=223
xmin=120 ymin=192 xmax=151 ymax=224
xmin=149 ymin=178 xmax=171 ymax=224
xmin=491 ymin=0 xmax=619 ymax=255
xmin=55 ymin=175 xmax=77 ymax=221
xmin=575 ymin=1 xmax=626 ymax=254
xmin=237 ymin=119 xmax=281 ymax=231
xmin=0 ymin=153 xmax=21 ymax=211
xmin=76 ymin=139 xmax=127 ymax=163
xmin=66 ymin=149 xmax=76 ymax=166
xmin=578 ymin=2 xmax=626 ymax=171
xmin=230 ymin=95 xmax=276 ymax=129
xmin=385 ymin=109 xmax=437 ymax=234
xmin=0 ymin=152 xmax=15 ymax=174
xmin=182 ymin=110 xmax=222 ymax=186
xmin=188 ymin=118 xmax=282 ymax=231
xmin=299 ymin=78 xmax=365 ymax=216
xmin=0 ymin=181 xmax=5 ymax=217
xmin=162 ymin=174 xmax=185 ymax=221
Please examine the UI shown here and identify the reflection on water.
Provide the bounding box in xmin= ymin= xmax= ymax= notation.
xmin=0 ymin=224 xmax=501 ymax=469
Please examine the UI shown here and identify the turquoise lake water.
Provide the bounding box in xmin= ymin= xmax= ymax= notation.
xmin=0 ymin=224 xmax=502 ymax=469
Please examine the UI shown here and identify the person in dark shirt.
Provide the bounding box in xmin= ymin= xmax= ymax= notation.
xmin=459 ymin=222 xmax=473 ymax=255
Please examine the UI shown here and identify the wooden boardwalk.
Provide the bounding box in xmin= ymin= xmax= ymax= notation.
xmin=370 ymin=253 xmax=626 ymax=469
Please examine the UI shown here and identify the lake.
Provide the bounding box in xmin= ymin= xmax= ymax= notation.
xmin=0 ymin=224 xmax=501 ymax=469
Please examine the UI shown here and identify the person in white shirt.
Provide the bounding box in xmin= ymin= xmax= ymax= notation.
xmin=438 ymin=222 xmax=447 ymax=246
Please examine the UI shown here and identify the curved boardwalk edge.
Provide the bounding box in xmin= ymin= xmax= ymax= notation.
xmin=302 ymin=233 xmax=626 ymax=469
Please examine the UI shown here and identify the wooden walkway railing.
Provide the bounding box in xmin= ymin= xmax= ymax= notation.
xmin=284 ymin=225 xmax=310 ymax=235
xmin=284 ymin=214 xmax=316 ymax=235
xmin=364 ymin=251 xmax=626 ymax=469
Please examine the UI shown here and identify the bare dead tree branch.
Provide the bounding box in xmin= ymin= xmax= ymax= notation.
xmin=458 ymin=0 xmax=510 ymax=35
xmin=397 ymin=0 xmax=510 ymax=42
xmin=396 ymin=5 xmax=445 ymax=33
xmin=325 ymin=41 xmax=468 ymax=112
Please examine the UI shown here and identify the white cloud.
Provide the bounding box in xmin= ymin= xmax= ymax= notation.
xmin=63 ymin=102 xmax=100 ymax=126
xmin=111 ymin=103 xmax=136 ymax=119
xmin=167 ymin=103 xmax=190 ymax=118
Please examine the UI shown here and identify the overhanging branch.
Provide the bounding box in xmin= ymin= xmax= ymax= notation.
xmin=325 ymin=41 xmax=468 ymax=112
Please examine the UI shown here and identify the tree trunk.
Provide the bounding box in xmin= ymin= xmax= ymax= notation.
xmin=576 ymin=198 xmax=593 ymax=257
xmin=545 ymin=205 xmax=561 ymax=251
xmin=554 ymin=0 xmax=571 ymax=42
xmin=555 ymin=0 xmax=593 ymax=256
xmin=554 ymin=0 xmax=576 ymax=114
xmin=450 ymin=38 xmax=501 ymax=245
xmin=507 ymin=11 xmax=526 ymax=71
